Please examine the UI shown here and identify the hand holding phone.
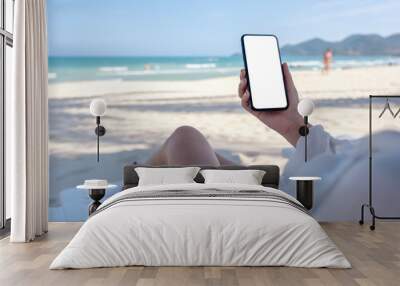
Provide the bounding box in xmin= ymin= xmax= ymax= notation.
xmin=238 ymin=55 xmax=304 ymax=146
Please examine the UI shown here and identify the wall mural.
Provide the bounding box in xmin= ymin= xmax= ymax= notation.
xmin=47 ymin=1 xmax=400 ymax=222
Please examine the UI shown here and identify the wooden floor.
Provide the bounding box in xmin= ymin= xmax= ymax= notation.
xmin=0 ymin=222 xmax=399 ymax=286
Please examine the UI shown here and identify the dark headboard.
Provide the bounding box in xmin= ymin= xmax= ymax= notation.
xmin=123 ymin=165 xmax=280 ymax=190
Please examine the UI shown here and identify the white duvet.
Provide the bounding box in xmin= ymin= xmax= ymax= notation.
xmin=50 ymin=183 xmax=350 ymax=269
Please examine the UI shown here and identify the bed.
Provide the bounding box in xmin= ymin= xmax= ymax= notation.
xmin=50 ymin=165 xmax=350 ymax=269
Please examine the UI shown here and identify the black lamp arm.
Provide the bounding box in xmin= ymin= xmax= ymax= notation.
xmin=298 ymin=116 xmax=309 ymax=136
xmin=94 ymin=116 xmax=106 ymax=162
xmin=298 ymin=116 xmax=309 ymax=162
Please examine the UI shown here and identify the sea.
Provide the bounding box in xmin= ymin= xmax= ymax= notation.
xmin=48 ymin=55 xmax=400 ymax=83
xmin=48 ymin=54 xmax=400 ymax=221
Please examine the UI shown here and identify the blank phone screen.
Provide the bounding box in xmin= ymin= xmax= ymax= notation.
xmin=242 ymin=35 xmax=287 ymax=110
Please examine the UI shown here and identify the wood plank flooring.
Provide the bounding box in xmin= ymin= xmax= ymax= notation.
xmin=0 ymin=222 xmax=399 ymax=286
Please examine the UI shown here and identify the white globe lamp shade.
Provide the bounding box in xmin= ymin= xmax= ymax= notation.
xmin=297 ymin=99 xmax=315 ymax=117
xmin=90 ymin=99 xmax=107 ymax=117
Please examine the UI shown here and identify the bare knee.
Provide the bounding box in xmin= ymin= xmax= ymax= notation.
xmin=160 ymin=126 xmax=219 ymax=166
xmin=148 ymin=126 xmax=217 ymax=166
xmin=168 ymin=125 xmax=204 ymax=144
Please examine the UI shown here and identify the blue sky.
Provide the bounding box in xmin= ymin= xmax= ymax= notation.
xmin=47 ymin=0 xmax=400 ymax=56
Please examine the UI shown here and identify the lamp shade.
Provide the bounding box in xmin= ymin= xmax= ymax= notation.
xmin=90 ymin=99 xmax=107 ymax=116
xmin=297 ymin=99 xmax=315 ymax=117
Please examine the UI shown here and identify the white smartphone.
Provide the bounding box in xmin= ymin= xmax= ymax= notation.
xmin=241 ymin=34 xmax=288 ymax=111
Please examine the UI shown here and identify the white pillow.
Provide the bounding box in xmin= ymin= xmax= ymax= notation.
xmin=135 ymin=167 xmax=200 ymax=186
xmin=200 ymin=169 xmax=266 ymax=185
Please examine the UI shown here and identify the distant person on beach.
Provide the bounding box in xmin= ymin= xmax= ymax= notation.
xmin=323 ymin=48 xmax=333 ymax=73
xmin=144 ymin=63 xmax=400 ymax=221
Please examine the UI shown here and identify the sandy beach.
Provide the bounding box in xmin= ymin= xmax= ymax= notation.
xmin=48 ymin=65 xmax=400 ymax=219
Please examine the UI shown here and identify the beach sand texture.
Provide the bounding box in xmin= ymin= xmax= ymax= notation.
xmin=49 ymin=66 xmax=400 ymax=217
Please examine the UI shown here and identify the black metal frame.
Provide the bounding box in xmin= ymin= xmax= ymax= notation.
xmin=359 ymin=95 xmax=400 ymax=230
xmin=0 ymin=0 xmax=14 ymax=231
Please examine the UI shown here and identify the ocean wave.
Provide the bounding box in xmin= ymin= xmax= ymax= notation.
xmin=185 ymin=63 xmax=217 ymax=69
xmin=48 ymin=73 xmax=57 ymax=79
xmin=288 ymin=58 xmax=400 ymax=70
xmin=334 ymin=59 xmax=400 ymax=67
xmin=111 ymin=67 xmax=237 ymax=76
xmin=98 ymin=66 xmax=129 ymax=72
xmin=289 ymin=61 xmax=322 ymax=68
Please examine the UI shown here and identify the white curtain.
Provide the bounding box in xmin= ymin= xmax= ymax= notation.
xmin=8 ymin=0 xmax=49 ymax=242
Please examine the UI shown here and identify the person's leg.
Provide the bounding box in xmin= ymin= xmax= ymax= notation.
xmin=146 ymin=126 xmax=221 ymax=166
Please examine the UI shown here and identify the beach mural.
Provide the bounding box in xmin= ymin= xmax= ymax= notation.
xmin=48 ymin=55 xmax=400 ymax=83
xmin=47 ymin=1 xmax=400 ymax=221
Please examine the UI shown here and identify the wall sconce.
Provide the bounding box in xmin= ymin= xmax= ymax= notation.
xmin=297 ymin=99 xmax=315 ymax=162
xmin=90 ymin=99 xmax=107 ymax=162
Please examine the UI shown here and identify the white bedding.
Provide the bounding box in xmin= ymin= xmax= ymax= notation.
xmin=50 ymin=183 xmax=350 ymax=269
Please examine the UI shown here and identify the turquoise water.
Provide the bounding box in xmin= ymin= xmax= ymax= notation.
xmin=48 ymin=55 xmax=400 ymax=83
